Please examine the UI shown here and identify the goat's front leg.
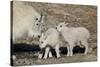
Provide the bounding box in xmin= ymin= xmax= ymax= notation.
xmin=69 ymin=42 xmax=74 ymax=56
xmin=55 ymin=45 xmax=61 ymax=58
xmin=38 ymin=48 xmax=44 ymax=59
xmin=43 ymin=47 xmax=50 ymax=59
xmin=66 ymin=44 xmax=70 ymax=56
xmin=38 ymin=53 xmax=43 ymax=59
xmin=49 ymin=51 xmax=53 ymax=58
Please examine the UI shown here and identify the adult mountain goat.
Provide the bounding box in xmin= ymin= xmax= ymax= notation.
xmin=38 ymin=28 xmax=61 ymax=59
xmin=12 ymin=2 xmax=45 ymax=43
xmin=56 ymin=22 xmax=90 ymax=56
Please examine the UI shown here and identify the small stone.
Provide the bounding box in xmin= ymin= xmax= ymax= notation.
xmin=12 ymin=55 xmax=16 ymax=60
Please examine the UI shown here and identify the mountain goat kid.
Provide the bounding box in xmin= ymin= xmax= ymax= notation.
xmin=56 ymin=22 xmax=90 ymax=56
xmin=38 ymin=28 xmax=61 ymax=59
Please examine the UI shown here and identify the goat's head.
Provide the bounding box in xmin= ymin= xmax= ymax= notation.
xmin=39 ymin=33 xmax=47 ymax=48
xmin=56 ymin=22 xmax=69 ymax=32
xmin=31 ymin=9 xmax=47 ymax=39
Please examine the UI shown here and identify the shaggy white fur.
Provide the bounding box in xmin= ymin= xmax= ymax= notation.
xmin=39 ymin=28 xmax=61 ymax=59
xmin=56 ymin=22 xmax=90 ymax=56
xmin=13 ymin=2 xmax=44 ymax=43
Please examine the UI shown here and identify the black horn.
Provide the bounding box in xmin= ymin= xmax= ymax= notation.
xmin=39 ymin=8 xmax=47 ymax=22
xmin=39 ymin=11 xmax=43 ymax=22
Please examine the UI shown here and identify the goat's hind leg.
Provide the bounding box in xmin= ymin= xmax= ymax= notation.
xmin=81 ymin=40 xmax=88 ymax=55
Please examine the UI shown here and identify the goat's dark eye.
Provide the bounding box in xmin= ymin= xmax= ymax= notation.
xmin=41 ymin=41 xmax=43 ymax=44
xmin=60 ymin=25 xmax=62 ymax=27
xmin=36 ymin=18 xmax=38 ymax=20
xmin=36 ymin=24 xmax=39 ymax=25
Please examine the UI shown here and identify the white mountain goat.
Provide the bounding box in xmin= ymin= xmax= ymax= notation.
xmin=38 ymin=28 xmax=61 ymax=59
xmin=12 ymin=2 xmax=45 ymax=43
xmin=56 ymin=22 xmax=90 ymax=56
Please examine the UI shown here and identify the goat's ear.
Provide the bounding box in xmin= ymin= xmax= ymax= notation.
xmin=64 ymin=21 xmax=66 ymax=24
xmin=65 ymin=23 xmax=69 ymax=26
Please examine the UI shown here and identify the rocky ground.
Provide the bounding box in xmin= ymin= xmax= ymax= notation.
xmin=11 ymin=1 xmax=97 ymax=66
xmin=12 ymin=43 xmax=97 ymax=66
xmin=12 ymin=47 xmax=97 ymax=66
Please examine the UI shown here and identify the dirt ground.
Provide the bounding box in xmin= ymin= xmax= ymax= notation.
xmin=13 ymin=47 xmax=97 ymax=66
xmin=11 ymin=1 xmax=97 ymax=66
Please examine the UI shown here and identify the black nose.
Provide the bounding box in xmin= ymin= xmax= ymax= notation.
xmin=56 ymin=27 xmax=57 ymax=29
xmin=33 ymin=35 xmax=34 ymax=37
xmin=38 ymin=35 xmax=40 ymax=38
xmin=36 ymin=24 xmax=39 ymax=25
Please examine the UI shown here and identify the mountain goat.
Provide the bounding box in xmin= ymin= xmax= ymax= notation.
xmin=38 ymin=28 xmax=61 ymax=59
xmin=12 ymin=2 xmax=45 ymax=43
xmin=56 ymin=22 xmax=90 ymax=56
